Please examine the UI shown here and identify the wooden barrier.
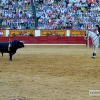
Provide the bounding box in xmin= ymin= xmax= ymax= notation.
xmin=1 ymin=30 xmax=86 ymax=37
xmin=9 ymin=30 xmax=35 ymax=36
xmin=70 ymin=30 xmax=86 ymax=36
xmin=40 ymin=30 xmax=66 ymax=36
xmin=3 ymin=30 xmax=86 ymax=37
xmin=0 ymin=36 xmax=86 ymax=44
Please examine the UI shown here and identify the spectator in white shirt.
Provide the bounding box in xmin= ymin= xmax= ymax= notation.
xmin=17 ymin=23 xmax=21 ymax=29
xmin=0 ymin=29 xmax=3 ymax=36
xmin=18 ymin=0 xmax=23 ymax=9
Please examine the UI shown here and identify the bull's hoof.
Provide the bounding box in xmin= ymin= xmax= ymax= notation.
xmin=9 ymin=59 xmax=12 ymax=61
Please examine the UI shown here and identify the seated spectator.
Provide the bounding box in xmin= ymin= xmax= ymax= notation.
xmin=29 ymin=23 xmax=34 ymax=29
xmin=12 ymin=33 xmax=16 ymax=36
xmin=17 ymin=23 xmax=21 ymax=29
xmin=0 ymin=0 xmax=100 ymax=30
xmin=24 ymin=0 xmax=28 ymax=8
xmin=0 ymin=29 xmax=3 ymax=36
xmin=18 ymin=0 xmax=23 ymax=9
xmin=21 ymin=24 xmax=26 ymax=29
xmin=19 ymin=32 xmax=23 ymax=36
xmin=0 ymin=0 xmax=34 ymax=29
xmin=55 ymin=32 xmax=58 ymax=36
xmin=23 ymin=31 xmax=28 ymax=36
xmin=46 ymin=32 xmax=49 ymax=36
xmin=36 ymin=0 xmax=100 ymax=30
xmin=29 ymin=33 xmax=34 ymax=36
xmin=28 ymin=0 xmax=31 ymax=6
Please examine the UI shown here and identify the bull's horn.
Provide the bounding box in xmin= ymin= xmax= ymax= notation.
xmin=20 ymin=41 xmax=24 ymax=43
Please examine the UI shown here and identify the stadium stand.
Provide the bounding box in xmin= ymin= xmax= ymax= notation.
xmin=36 ymin=0 xmax=100 ymax=30
xmin=0 ymin=0 xmax=34 ymax=29
xmin=0 ymin=0 xmax=100 ymax=30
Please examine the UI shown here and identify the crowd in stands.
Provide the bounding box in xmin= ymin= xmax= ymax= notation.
xmin=0 ymin=0 xmax=100 ymax=30
xmin=0 ymin=0 xmax=34 ymax=29
xmin=36 ymin=0 xmax=100 ymax=30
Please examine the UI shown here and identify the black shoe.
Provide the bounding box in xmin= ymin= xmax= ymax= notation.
xmin=91 ymin=56 xmax=95 ymax=59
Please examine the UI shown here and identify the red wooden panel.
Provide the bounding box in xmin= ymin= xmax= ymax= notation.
xmin=29 ymin=37 xmax=38 ymax=44
xmin=57 ymin=37 xmax=67 ymax=44
xmin=76 ymin=37 xmax=86 ymax=44
xmin=66 ymin=37 xmax=77 ymax=44
xmin=0 ymin=37 xmax=9 ymax=42
xmin=48 ymin=40 xmax=58 ymax=44
xmin=10 ymin=36 xmax=29 ymax=44
xmin=47 ymin=36 xmax=58 ymax=40
xmin=47 ymin=36 xmax=58 ymax=44
xmin=0 ymin=36 xmax=87 ymax=45
xmin=38 ymin=36 xmax=48 ymax=44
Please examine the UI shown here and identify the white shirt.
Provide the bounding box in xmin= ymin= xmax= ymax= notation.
xmin=0 ymin=31 xmax=3 ymax=36
xmin=17 ymin=25 xmax=21 ymax=29
xmin=96 ymin=30 xmax=99 ymax=35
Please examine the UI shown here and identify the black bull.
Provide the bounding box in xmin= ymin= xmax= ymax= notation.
xmin=0 ymin=40 xmax=24 ymax=60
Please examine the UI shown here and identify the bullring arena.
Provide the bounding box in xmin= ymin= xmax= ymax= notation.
xmin=0 ymin=0 xmax=100 ymax=99
xmin=0 ymin=45 xmax=100 ymax=100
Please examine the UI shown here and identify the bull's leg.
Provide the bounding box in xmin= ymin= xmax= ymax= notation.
xmin=9 ymin=50 xmax=16 ymax=61
xmin=1 ymin=52 xmax=3 ymax=57
xmin=9 ymin=53 xmax=12 ymax=61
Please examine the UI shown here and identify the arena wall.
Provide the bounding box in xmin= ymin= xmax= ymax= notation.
xmin=0 ymin=30 xmax=88 ymax=45
xmin=0 ymin=36 xmax=86 ymax=44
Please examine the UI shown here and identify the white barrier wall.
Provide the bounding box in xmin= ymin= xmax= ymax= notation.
xmin=6 ymin=30 xmax=9 ymax=36
xmin=67 ymin=30 xmax=70 ymax=36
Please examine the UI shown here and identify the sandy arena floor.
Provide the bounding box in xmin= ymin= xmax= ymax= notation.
xmin=0 ymin=45 xmax=100 ymax=100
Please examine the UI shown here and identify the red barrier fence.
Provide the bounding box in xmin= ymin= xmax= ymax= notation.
xmin=0 ymin=36 xmax=86 ymax=44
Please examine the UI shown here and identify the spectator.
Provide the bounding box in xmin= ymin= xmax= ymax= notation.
xmin=0 ymin=0 xmax=34 ymax=29
xmin=0 ymin=0 xmax=100 ymax=30
xmin=24 ymin=0 xmax=28 ymax=8
xmin=12 ymin=33 xmax=16 ymax=36
xmin=28 ymin=0 xmax=31 ymax=6
xmin=18 ymin=0 xmax=23 ymax=9
xmin=19 ymin=32 xmax=23 ymax=35
xmin=0 ymin=29 xmax=3 ymax=36
xmin=23 ymin=31 xmax=28 ymax=36
xmin=36 ymin=0 xmax=100 ymax=30
xmin=29 ymin=33 xmax=34 ymax=36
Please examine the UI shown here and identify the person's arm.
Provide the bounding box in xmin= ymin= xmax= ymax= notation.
xmin=98 ymin=28 xmax=100 ymax=35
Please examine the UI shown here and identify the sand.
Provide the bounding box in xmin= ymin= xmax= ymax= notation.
xmin=0 ymin=45 xmax=100 ymax=100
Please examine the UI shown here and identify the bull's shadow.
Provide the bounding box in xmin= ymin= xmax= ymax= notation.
xmin=0 ymin=40 xmax=24 ymax=61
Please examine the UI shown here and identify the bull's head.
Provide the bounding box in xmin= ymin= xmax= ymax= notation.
xmin=12 ymin=40 xmax=24 ymax=48
xmin=20 ymin=41 xmax=24 ymax=48
xmin=19 ymin=41 xmax=24 ymax=48
xmin=20 ymin=41 xmax=24 ymax=43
